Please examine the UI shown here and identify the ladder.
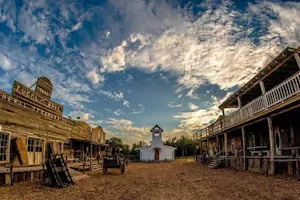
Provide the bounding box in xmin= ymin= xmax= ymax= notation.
xmin=45 ymin=155 xmax=64 ymax=187
xmin=45 ymin=143 xmax=74 ymax=187
xmin=55 ymin=154 xmax=74 ymax=185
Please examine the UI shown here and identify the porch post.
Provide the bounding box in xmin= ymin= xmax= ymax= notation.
xmin=206 ymin=138 xmax=209 ymax=155
xmin=224 ymin=132 xmax=228 ymax=167
xmin=216 ymin=135 xmax=219 ymax=152
xmin=267 ymin=117 xmax=275 ymax=175
xmin=294 ymin=52 xmax=300 ymax=69
xmin=237 ymin=97 xmax=242 ymax=108
xmin=241 ymin=126 xmax=248 ymax=170
xmin=259 ymin=80 xmax=268 ymax=108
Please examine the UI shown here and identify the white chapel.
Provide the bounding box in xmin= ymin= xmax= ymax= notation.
xmin=138 ymin=125 xmax=176 ymax=161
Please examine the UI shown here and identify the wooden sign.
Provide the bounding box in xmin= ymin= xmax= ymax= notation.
xmin=1 ymin=89 xmax=68 ymax=123
xmin=35 ymin=77 xmax=52 ymax=99
xmin=11 ymin=81 xmax=63 ymax=115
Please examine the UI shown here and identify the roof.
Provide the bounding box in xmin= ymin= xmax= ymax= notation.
xmin=150 ymin=124 xmax=163 ymax=132
xmin=219 ymin=47 xmax=298 ymax=109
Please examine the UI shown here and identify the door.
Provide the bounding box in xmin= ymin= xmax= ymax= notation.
xmin=154 ymin=149 xmax=159 ymax=160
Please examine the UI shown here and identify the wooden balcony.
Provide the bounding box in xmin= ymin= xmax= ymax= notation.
xmin=199 ymin=70 xmax=300 ymax=139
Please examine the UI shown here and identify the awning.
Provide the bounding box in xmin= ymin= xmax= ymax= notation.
xmin=70 ymin=138 xmax=108 ymax=146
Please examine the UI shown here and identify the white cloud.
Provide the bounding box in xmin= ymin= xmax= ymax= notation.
xmin=0 ymin=53 xmax=12 ymax=70
xmin=86 ymin=68 xmax=104 ymax=84
xmin=99 ymin=1 xmax=300 ymax=98
xmin=167 ymin=101 xmax=182 ymax=108
xmin=113 ymin=109 xmax=124 ymax=116
xmin=71 ymin=22 xmax=82 ymax=32
xmin=188 ymin=103 xmax=199 ymax=111
xmin=100 ymin=41 xmax=127 ymax=73
xmin=17 ymin=2 xmax=50 ymax=44
xmin=106 ymin=118 xmax=151 ymax=145
xmin=98 ymin=90 xmax=130 ymax=108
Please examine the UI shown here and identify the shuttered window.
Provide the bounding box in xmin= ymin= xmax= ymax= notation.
xmin=0 ymin=132 xmax=10 ymax=163
xmin=27 ymin=138 xmax=44 ymax=152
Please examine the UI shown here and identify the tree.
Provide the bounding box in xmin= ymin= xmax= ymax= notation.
xmin=105 ymin=137 xmax=123 ymax=148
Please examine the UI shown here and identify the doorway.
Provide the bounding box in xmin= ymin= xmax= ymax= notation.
xmin=154 ymin=149 xmax=159 ymax=160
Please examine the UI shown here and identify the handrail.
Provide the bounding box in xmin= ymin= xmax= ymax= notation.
xmin=213 ymin=149 xmax=224 ymax=158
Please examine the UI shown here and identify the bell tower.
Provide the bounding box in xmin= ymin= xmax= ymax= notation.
xmin=150 ymin=124 xmax=163 ymax=148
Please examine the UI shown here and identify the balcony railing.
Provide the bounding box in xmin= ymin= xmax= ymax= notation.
xmin=197 ymin=70 xmax=300 ymax=139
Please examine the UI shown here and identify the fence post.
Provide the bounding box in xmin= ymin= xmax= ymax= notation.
xmin=10 ymin=164 xmax=13 ymax=186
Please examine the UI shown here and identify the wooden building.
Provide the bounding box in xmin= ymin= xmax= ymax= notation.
xmin=0 ymin=77 xmax=107 ymax=185
xmin=194 ymin=47 xmax=300 ymax=177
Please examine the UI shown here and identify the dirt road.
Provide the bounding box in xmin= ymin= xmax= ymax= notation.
xmin=1 ymin=160 xmax=300 ymax=200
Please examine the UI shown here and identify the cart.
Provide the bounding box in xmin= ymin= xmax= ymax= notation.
xmin=103 ymin=155 xmax=125 ymax=175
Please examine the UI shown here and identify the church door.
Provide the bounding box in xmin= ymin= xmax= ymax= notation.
xmin=154 ymin=149 xmax=159 ymax=160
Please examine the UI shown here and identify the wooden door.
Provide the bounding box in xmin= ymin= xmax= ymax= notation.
xmin=154 ymin=149 xmax=159 ymax=160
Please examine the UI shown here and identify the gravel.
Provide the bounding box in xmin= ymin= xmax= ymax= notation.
xmin=1 ymin=159 xmax=300 ymax=200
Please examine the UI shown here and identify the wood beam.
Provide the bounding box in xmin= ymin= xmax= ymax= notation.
xmin=224 ymin=132 xmax=228 ymax=167
xmin=294 ymin=53 xmax=300 ymax=69
xmin=216 ymin=135 xmax=219 ymax=152
xmin=259 ymin=81 xmax=266 ymax=94
xmin=237 ymin=96 xmax=242 ymax=109
xmin=206 ymin=139 xmax=209 ymax=156
xmin=267 ymin=117 xmax=275 ymax=175
xmin=241 ymin=126 xmax=248 ymax=170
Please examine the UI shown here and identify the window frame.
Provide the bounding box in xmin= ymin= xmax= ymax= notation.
xmin=27 ymin=136 xmax=45 ymax=154
xmin=0 ymin=132 xmax=11 ymax=164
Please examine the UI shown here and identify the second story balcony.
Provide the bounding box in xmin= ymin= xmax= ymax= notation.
xmin=196 ymin=47 xmax=300 ymax=139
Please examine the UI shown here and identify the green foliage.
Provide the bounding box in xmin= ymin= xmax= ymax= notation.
xmin=164 ymin=136 xmax=196 ymax=157
xmin=105 ymin=137 xmax=123 ymax=148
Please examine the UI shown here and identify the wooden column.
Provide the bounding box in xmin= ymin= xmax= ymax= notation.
xmin=259 ymin=81 xmax=266 ymax=94
xmin=237 ymin=97 xmax=242 ymax=109
xmin=294 ymin=52 xmax=300 ymax=69
xmin=206 ymin=139 xmax=209 ymax=155
xmin=259 ymin=80 xmax=268 ymax=108
xmin=290 ymin=124 xmax=295 ymax=147
xmin=216 ymin=135 xmax=219 ymax=153
xmin=241 ymin=127 xmax=248 ymax=170
xmin=222 ymin=108 xmax=225 ymax=116
xmin=267 ymin=117 xmax=275 ymax=175
xmin=224 ymin=132 xmax=228 ymax=167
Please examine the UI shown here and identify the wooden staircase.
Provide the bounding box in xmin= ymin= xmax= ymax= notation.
xmin=208 ymin=157 xmax=225 ymax=169
xmin=207 ymin=150 xmax=225 ymax=169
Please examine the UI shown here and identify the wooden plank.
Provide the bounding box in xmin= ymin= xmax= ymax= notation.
xmin=16 ymin=137 xmax=28 ymax=165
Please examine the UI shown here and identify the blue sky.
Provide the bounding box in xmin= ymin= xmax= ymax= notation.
xmin=0 ymin=0 xmax=299 ymax=144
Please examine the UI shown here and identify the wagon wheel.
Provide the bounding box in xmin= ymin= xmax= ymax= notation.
xmin=121 ymin=163 xmax=125 ymax=175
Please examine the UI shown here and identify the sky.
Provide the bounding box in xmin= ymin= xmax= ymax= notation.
xmin=0 ymin=0 xmax=300 ymax=145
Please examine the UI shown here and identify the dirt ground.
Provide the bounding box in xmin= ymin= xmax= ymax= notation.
xmin=1 ymin=159 xmax=300 ymax=200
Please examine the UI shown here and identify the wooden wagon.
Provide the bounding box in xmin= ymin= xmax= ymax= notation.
xmin=103 ymin=155 xmax=125 ymax=175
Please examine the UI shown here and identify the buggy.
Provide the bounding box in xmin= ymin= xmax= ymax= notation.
xmin=103 ymin=155 xmax=126 ymax=175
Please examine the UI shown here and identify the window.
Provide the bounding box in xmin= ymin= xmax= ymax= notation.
xmin=27 ymin=137 xmax=44 ymax=153
xmin=0 ymin=132 xmax=10 ymax=163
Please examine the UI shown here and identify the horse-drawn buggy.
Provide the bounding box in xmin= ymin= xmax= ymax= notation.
xmin=103 ymin=155 xmax=126 ymax=175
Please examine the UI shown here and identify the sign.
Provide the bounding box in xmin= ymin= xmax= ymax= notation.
xmin=11 ymin=81 xmax=63 ymax=115
xmin=35 ymin=77 xmax=53 ymax=99
xmin=0 ymin=90 xmax=68 ymax=124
